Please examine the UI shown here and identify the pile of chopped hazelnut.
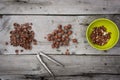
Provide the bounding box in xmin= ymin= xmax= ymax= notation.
xmin=9 ymin=23 xmax=37 ymax=53
xmin=90 ymin=26 xmax=111 ymax=46
xmin=46 ymin=24 xmax=78 ymax=48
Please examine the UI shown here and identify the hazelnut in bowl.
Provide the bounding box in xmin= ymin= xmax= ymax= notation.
xmin=86 ymin=18 xmax=119 ymax=50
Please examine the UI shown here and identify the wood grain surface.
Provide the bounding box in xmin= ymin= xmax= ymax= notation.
xmin=0 ymin=0 xmax=120 ymax=80
xmin=1 ymin=75 xmax=120 ymax=80
xmin=0 ymin=15 xmax=120 ymax=54
xmin=0 ymin=55 xmax=120 ymax=75
xmin=0 ymin=0 xmax=120 ymax=14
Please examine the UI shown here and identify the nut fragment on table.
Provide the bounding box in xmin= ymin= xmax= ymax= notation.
xmin=90 ymin=26 xmax=111 ymax=46
xmin=72 ymin=38 xmax=78 ymax=43
xmin=15 ymin=50 xmax=19 ymax=54
xmin=65 ymin=49 xmax=70 ymax=55
xmin=5 ymin=42 xmax=9 ymax=45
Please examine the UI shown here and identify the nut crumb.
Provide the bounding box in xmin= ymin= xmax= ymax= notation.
xmin=44 ymin=37 xmax=47 ymax=39
xmin=15 ymin=50 xmax=19 ymax=54
xmin=20 ymin=50 xmax=24 ymax=52
xmin=72 ymin=39 xmax=78 ymax=43
xmin=75 ymin=46 xmax=77 ymax=48
xmin=4 ymin=49 xmax=7 ymax=51
xmin=5 ymin=42 xmax=9 ymax=45
xmin=65 ymin=49 xmax=70 ymax=55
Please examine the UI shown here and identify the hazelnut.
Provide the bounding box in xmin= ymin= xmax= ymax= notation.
xmin=65 ymin=49 xmax=70 ymax=55
xmin=72 ymin=39 xmax=78 ymax=43
xmin=68 ymin=30 xmax=72 ymax=35
xmin=15 ymin=50 xmax=19 ymax=54
xmin=67 ymin=24 xmax=72 ymax=29
xmin=64 ymin=26 xmax=68 ymax=30
xmin=20 ymin=50 xmax=24 ymax=52
xmin=58 ymin=25 xmax=62 ymax=29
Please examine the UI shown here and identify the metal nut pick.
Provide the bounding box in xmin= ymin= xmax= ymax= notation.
xmin=36 ymin=54 xmax=54 ymax=77
xmin=39 ymin=51 xmax=64 ymax=67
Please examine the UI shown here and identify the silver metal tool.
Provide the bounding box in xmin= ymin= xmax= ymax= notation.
xmin=36 ymin=51 xmax=64 ymax=77
xmin=39 ymin=51 xmax=64 ymax=67
xmin=36 ymin=54 xmax=54 ymax=77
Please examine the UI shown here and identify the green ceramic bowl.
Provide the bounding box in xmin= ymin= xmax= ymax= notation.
xmin=86 ymin=18 xmax=119 ymax=50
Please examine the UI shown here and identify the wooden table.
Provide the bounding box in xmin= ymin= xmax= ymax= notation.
xmin=0 ymin=0 xmax=120 ymax=80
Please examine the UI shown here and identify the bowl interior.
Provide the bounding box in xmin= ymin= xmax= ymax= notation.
xmin=86 ymin=18 xmax=119 ymax=50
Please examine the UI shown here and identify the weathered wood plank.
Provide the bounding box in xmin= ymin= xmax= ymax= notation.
xmin=0 ymin=15 xmax=120 ymax=54
xmin=0 ymin=55 xmax=46 ymax=75
xmin=0 ymin=55 xmax=120 ymax=75
xmin=0 ymin=0 xmax=120 ymax=14
xmin=0 ymin=75 xmax=33 ymax=80
xmin=0 ymin=75 xmax=120 ymax=80
xmin=45 ymin=75 xmax=120 ymax=80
